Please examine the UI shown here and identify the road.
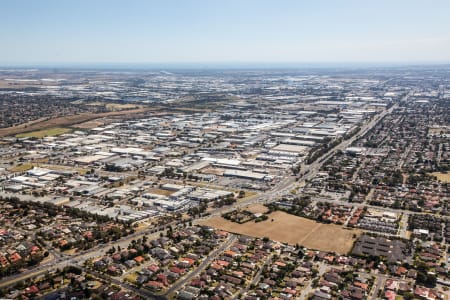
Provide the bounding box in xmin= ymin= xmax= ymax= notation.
xmin=299 ymin=262 xmax=330 ymax=300
xmin=163 ymin=234 xmax=237 ymax=298
xmin=0 ymin=224 xmax=170 ymax=288
xmin=398 ymin=213 xmax=410 ymax=238
xmin=237 ymin=253 xmax=274 ymax=299
xmin=89 ymin=268 xmax=164 ymax=300
xmin=370 ymin=275 xmax=385 ymax=300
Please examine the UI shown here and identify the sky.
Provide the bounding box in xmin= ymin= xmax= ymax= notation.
xmin=1 ymin=0 xmax=450 ymax=66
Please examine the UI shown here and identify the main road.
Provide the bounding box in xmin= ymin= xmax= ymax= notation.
xmin=209 ymin=99 xmax=401 ymax=217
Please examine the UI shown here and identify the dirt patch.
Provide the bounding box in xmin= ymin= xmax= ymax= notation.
xmin=432 ymin=172 xmax=450 ymax=183
xmin=41 ymin=164 xmax=88 ymax=175
xmin=9 ymin=163 xmax=35 ymax=172
xmin=72 ymin=119 xmax=108 ymax=129
xmin=105 ymin=103 xmax=144 ymax=111
xmin=244 ymin=204 xmax=269 ymax=214
xmin=62 ymin=248 xmax=78 ymax=255
xmin=0 ymin=80 xmax=53 ymax=89
xmin=199 ymin=211 xmax=361 ymax=254
xmin=85 ymin=102 xmax=144 ymax=111
xmin=148 ymin=188 xmax=174 ymax=196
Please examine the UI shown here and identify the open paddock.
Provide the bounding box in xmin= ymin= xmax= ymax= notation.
xmin=16 ymin=127 xmax=72 ymax=138
xmin=244 ymin=203 xmax=269 ymax=214
xmin=199 ymin=211 xmax=361 ymax=254
xmin=0 ymin=107 xmax=154 ymax=137
xmin=432 ymin=172 xmax=450 ymax=183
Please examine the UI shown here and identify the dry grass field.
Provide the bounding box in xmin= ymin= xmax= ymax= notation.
xmin=244 ymin=203 xmax=269 ymax=214
xmin=9 ymin=163 xmax=35 ymax=172
xmin=41 ymin=164 xmax=88 ymax=175
xmin=149 ymin=188 xmax=174 ymax=196
xmin=432 ymin=172 xmax=450 ymax=183
xmin=199 ymin=211 xmax=361 ymax=254
xmin=72 ymin=119 xmax=108 ymax=129
xmin=85 ymin=101 xmax=144 ymax=111
xmin=8 ymin=163 xmax=88 ymax=175
xmin=105 ymin=103 xmax=143 ymax=110
xmin=0 ymin=108 xmax=153 ymax=137
xmin=0 ymin=80 xmax=53 ymax=88
xmin=16 ymin=127 xmax=72 ymax=138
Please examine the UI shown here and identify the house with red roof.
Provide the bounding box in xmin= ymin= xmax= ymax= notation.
xmin=23 ymin=285 xmax=39 ymax=296
xmin=134 ymin=256 xmax=144 ymax=264
xmin=9 ymin=252 xmax=22 ymax=264
xmin=170 ymin=266 xmax=186 ymax=275
xmin=385 ymin=290 xmax=397 ymax=300
xmin=147 ymin=264 xmax=160 ymax=273
xmin=145 ymin=281 xmax=164 ymax=291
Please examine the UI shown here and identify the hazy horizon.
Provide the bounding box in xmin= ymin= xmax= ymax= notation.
xmin=2 ymin=61 xmax=450 ymax=71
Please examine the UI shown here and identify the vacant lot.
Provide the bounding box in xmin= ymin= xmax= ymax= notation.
xmin=16 ymin=127 xmax=72 ymax=138
xmin=72 ymin=119 xmax=108 ymax=129
xmin=432 ymin=172 xmax=450 ymax=183
xmin=9 ymin=163 xmax=34 ymax=172
xmin=105 ymin=103 xmax=143 ymax=110
xmin=41 ymin=164 xmax=88 ymax=175
xmin=0 ymin=107 xmax=153 ymax=137
xmin=85 ymin=101 xmax=144 ymax=111
xmin=149 ymin=188 xmax=174 ymax=196
xmin=124 ymin=273 xmax=138 ymax=284
xmin=199 ymin=211 xmax=361 ymax=254
xmin=0 ymin=79 xmax=51 ymax=88
xmin=244 ymin=203 xmax=269 ymax=214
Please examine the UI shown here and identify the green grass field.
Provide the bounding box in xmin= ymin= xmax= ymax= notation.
xmin=16 ymin=127 xmax=72 ymax=138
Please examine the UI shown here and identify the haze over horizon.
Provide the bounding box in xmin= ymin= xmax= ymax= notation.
xmin=1 ymin=0 xmax=450 ymax=66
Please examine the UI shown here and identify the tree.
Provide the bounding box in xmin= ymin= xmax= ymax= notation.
xmin=425 ymin=274 xmax=437 ymax=287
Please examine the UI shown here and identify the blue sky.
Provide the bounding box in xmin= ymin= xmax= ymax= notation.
xmin=1 ymin=0 xmax=450 ymax=66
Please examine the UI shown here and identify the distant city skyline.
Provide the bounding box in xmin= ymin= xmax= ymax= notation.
xmin=1 ymin=0 xmax=450 ymax=66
